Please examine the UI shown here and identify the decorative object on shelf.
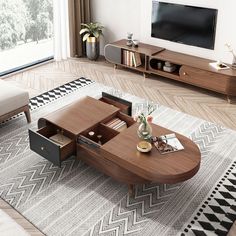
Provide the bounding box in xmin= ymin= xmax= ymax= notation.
xmin=209 ymin=61 xmax=230 ymax=70
xmin=163 ymin=61 xmax=177 ymax=73
xmin=134 ymin=102 xmax=156 ymax=140
xmin=137 ymin=141 xmax=152 ymax=153
xmin=79 ymin=22 xmax=104 ymax=60
xmin=157 ymin=61 xmax=162 ymax=70
xmin=97 ymin=134 xmax=102 ymax=145
xmin=132 ymin=39 xmax=139 ymax=47
xmin=225 ymin=43 xmax=236 ymax=69
xmin=126 ymin=32 xmax=133 ymax=46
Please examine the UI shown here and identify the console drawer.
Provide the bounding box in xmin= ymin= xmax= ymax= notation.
xmin=179 ymin=65 xmax=229 ymax=93
xmin=29 ymin=126 xmax=75 ymax=167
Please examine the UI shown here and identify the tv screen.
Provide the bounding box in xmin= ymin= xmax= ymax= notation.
xmin=151 ymin=1 xmax=218 ymax=50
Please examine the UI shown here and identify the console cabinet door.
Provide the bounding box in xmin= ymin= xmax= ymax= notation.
xmin=179 ymin=65 xmax=229 ymax=93
xmin=104 ymin=44 xmax=122 ymax=64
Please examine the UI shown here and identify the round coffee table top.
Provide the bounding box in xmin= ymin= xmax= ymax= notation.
xmin=103 ymin=123 xmax=201 ymax=184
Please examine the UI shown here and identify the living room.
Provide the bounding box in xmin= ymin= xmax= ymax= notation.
xmin=0 ymin=0 xmax=236 ymax=235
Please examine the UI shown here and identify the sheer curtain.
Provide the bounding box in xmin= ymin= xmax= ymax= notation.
xmin=53 ymin=0 xmax=70 ymax=61
xmin=53 ymin=0 xmax=91 ymax=60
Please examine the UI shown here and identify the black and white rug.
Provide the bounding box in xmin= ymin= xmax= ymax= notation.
xmin=0 ymin=78 xmax=236 ymax=236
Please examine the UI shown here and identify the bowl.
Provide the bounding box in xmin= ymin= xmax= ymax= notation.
xmin=137 ymin=141 xmax=152 ymax=153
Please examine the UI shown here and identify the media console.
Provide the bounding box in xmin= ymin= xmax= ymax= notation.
xmin=104 ymin=39 xmax=236 ymax=103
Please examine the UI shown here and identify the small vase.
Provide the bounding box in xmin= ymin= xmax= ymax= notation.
xmin=232 ymin=56 xmax=236 ymax=70
xmin=137 ymin=122 xmax=152 ymax=140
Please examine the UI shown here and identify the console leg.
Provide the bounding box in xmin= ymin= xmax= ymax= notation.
xmin=143 ymin=72 xmax=147 ymax=78
xmin=114 ymin=64 xmax=117 ymax=69
xmin=128 ymin=184 xmax=135 ymax=197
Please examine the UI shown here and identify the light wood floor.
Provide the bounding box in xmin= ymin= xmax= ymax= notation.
xmin=1 ymin=57 xmax=236 ymax=235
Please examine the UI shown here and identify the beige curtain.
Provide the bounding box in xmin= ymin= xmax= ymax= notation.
xmin=68 ymin=0 xmax=91 ymax=57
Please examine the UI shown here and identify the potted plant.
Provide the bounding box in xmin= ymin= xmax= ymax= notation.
xmin=79 ymin=22 xmax=104 ymax=60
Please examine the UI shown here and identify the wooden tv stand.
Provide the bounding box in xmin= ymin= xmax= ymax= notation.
xmin=104 ymin=39 xmax=236 ymax=103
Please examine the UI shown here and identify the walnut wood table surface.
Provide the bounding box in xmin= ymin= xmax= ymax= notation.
xmin=102 ymin=123 xmax=201 ymax=184
xmin=32 ymin=96 xmax=201 ymax=195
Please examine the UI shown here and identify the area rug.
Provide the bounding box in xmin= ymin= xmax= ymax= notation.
xmin=0 ymin=78 xmax=236 ymax=236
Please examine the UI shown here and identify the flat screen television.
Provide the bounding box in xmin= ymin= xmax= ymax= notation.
xmin=151 ymin=1 xmax=218 ymax=50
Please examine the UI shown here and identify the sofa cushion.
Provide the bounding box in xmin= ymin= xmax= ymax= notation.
xmin=0 ymin=80 xmax=29 ymax=116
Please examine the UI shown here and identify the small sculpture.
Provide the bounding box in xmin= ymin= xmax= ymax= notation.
xmin=126 ymin=32 xmax=133 ymax=47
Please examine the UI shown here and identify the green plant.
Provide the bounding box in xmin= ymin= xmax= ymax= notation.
xmin=79 ymin=22 xmax=104 ymax=42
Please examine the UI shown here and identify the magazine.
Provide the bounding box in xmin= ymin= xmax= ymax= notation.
xmin=151 ymin=133 xmax=184 ymax=154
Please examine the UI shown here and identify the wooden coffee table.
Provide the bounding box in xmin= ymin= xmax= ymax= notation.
xmin=29 ymin=95 xmax=201 ymax=195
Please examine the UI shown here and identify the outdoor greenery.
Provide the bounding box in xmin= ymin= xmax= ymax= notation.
xmin=0 ymin=0 xmax=53 ymax=50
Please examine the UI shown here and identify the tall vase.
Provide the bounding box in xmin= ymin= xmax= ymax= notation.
xmin=137 ymin=122 xmax=152 ymax=140
xmin=86 ymin=37 xmax=100 ymax=60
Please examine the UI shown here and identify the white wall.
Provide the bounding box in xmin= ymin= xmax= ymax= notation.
xmin=91 ymin=0 xmax=236 ymax=63
xmin=91 ymin=0 xmax=141 ymax=55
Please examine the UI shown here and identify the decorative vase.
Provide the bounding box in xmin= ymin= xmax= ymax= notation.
xmin=232 ymin=56 xmax=236 ymax=70
xmin=137 ymin=122 xmax=152 ymax=140
xmin=86 ymin=37 xmax=100 ymax=60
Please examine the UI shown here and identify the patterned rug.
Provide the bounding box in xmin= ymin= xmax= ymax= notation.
xmin=0 ymin=78 xmax=236 ymax=236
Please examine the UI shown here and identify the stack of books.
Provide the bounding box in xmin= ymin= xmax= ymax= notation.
xmin=104 ymin=118 xmax=127 ymax=132
xmin=123 ymin=50 xmax=142 ymax=67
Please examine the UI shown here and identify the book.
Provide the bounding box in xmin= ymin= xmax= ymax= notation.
xmin=152 ymin=133 xmax=184 ymax=154
xmin=104 ymin=117 xmax=127 ymax=131
xmin=209 ymin=61 xmax=230 ymax=70
xmin=123 ymin=50 xmax=126 ymax=65
xmin=127 ymin=51 xmax=130 ymax=66
xmin=133 ymin=52 xmax=142 ymax=67
xmin=130 ymin=52 xmax=134 ymax=67
xmin=105 ymin=118 xmax=120 ymax=127
xmin=112 ymin=120 xmax=126 ymax=130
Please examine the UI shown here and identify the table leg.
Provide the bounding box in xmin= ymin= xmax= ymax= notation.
xmin=128 ymin=184 xmax=135 ymax=197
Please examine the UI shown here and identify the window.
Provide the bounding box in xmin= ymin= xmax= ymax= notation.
xmin=0 ymin=0 xmax=54 ymax=75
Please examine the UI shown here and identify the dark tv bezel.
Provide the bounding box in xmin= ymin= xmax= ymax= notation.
xmin=151 ymin=1 xmax=218 ymax=50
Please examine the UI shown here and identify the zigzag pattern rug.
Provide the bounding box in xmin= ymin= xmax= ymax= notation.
xmin=0 ymin=79 xmax=236 ymax=236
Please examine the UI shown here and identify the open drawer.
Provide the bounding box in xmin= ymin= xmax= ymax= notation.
xmin=78 ymin=123 xmax=119 ymax=149
xmin=99 ymin=92 xmax=132 ymax=115
xmin=28 ymin=125 xmax=75 ymax=167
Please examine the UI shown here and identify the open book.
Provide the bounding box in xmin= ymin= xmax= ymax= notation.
xmin=151 ymin=133 xmax=184 ymax=154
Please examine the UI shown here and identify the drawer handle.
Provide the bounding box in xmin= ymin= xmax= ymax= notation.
xmin=183 ymin=72 xmax=187 ymax=76
xmin=41 ymin=146 xmax=45 ymax=151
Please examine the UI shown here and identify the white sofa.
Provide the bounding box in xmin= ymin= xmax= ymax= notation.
xmin=0 ymin=80 xmax=31 ymax=123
